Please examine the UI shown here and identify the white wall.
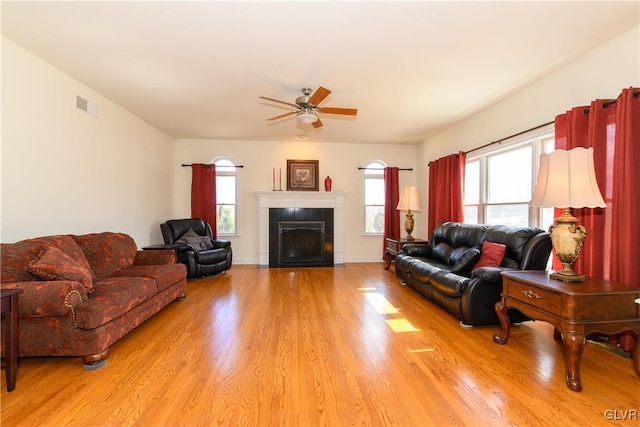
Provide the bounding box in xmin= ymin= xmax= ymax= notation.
xmin=419 ymin=26 xmax=640 ymax=217
xmin=173 ymin=139 xmax=419 ymax=264
xmin=1 ymin=38 xmax=175 ymax=246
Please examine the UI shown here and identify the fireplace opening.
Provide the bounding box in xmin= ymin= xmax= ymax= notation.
xmin=269 ymin=208 xmax=334 ymax=267
xmin=278 ymin=221 xmax=324 ymax=267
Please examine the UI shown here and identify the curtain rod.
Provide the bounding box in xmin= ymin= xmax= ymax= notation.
xmin=181 ymin=164 xmax=244 ymax=168
xmin=464 ymin=120 xmax=554 ymax=155
xmin=358 ymin=167 xmax=413 ymax=171
xmin=582 ymin=90 xmax=639 ymax=113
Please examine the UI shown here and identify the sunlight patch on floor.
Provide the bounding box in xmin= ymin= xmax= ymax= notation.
xmin=409 ymin=348 xmax=435 ymax=353
xmin=386 ymin=318 xmax=420 ymax=332
xmin=364 ymin=292 xmax=400 ymax=314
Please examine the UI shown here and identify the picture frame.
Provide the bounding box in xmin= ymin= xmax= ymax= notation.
xmin=287 ymin=159 xmax=319 ymax=191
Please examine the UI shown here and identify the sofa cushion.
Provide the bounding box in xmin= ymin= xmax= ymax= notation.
xmin=428 ymin=270 xmax=471 ymax=298
xmin=176 ymin=229 xmax=213 ymax=250
xmin=26 ymin=246 xmax=94 ymax=293
xmin=1 ymin=235 xmax=92 ymax=283
xmin=75 ymin=277 xmax=156 ymax=329
xmin=472 ymin=241 xmax=507 ymax=271
xmin=112 ymin=264 xmax=186 ymax=292
xmin=73 ymin=233 xmax=137 ymax=279
xmin=451 ymin=248 xmax=481 ymax=275
xmin=430 ymin=242 xmax=455 ymax=264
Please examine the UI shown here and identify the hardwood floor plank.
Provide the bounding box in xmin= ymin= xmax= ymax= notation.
xmin=2 ymin=264 xmax=638 ymax=426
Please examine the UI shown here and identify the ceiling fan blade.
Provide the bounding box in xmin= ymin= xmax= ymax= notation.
xmin=319 ymin=107 xmax=358 ymax=116
xmin=259 ymin=96 xmax=299 ymax=109
xmin=311 ymin=117 xmax=323 ymax=128
xmin=308 ymin=86 xmax=331 ymax=106
xmin=267 ymin=111 xmax=297 ymax=121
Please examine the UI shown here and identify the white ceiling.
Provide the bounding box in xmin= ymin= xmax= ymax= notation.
xmin=2 ymin=1 xmax=638 ymax=144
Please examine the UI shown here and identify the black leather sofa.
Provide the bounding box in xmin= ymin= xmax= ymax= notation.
xmin=160 ymin=218 xmax=232 ymax=279
xmin=395 ymin=222 xmax=552 ymax=326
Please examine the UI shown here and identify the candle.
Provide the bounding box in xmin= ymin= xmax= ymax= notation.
xmin=273 ymin=168 xmax=275 ymax=182
xmin=279 ymin=168 xmax=282 ymax=187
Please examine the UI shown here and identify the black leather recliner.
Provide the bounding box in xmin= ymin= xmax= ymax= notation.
xmin=160 ymin=218 xmax=232 ymax=279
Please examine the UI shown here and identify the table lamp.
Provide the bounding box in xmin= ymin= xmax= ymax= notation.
xmin=530 ymin=147 xmax=606 ymax=282
xmin=397 ymin=186 xmax=421 ymax=240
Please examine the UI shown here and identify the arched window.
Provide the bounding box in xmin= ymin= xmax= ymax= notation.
xmin=213 ymin=158 xmax=237 ymax=235
xmin=363 ymin=160 xmax=387 ymax=234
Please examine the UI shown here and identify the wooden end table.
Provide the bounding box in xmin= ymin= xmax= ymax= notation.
xmin=493 ymin=271 xmax=640 ymax=392
xmin=384 ymin=237 xmax=428 ymax=270
xmin=1 ymin=288 xmax=24 ymax=392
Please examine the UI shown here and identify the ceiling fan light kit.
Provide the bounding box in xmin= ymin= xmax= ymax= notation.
xmin=297 ymin=112 xmax=317 ymax=125
xmin=260 ymin=86 xmax=357 ymax=129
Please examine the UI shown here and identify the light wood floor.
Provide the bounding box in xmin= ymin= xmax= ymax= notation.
xmin=1 ymin=264 xmax=638 ymax=426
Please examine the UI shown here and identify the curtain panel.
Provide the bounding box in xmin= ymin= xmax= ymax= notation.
xmin=427 ymin=152 xmax=466 ymax=237
xmin=191 ymin=164 xmax=217 ymax=238
xmin=383 ymin=167 xmax=400 ymax=259
xmin=554 ymin=87 xmax=639 ymax=351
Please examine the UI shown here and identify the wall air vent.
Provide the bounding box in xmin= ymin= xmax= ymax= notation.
xmin=76 ymin=96 xmax=99 ymax=118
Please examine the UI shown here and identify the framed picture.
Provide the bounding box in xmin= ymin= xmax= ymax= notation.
xmin=287 ymin=159 xmax=319 ymax=191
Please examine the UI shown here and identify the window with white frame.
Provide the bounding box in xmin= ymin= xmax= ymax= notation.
xmin=363 ymin=160 xmax=387 ymax=234
xmin=464 ymin=128 xmax=555 ymax=230
xmin=213 ymin=158 xmax=237 ymax=235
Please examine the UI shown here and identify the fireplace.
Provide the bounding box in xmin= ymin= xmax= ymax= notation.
xmin=269 ymin=208 xmax=333 ymax=267
xmin=255 ymin=191 xmax=346 ymax=266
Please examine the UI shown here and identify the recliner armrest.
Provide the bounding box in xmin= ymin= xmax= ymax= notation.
xmin=400 ymin=244 xmax=432 ymax=258
xmin=212 ymin=239 xmax=231 ymax=249
xmin=471 ymin=266 xmax=517 ymax=283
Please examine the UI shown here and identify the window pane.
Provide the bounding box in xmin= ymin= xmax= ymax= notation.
xmin=464 ymin=160 xmax=480 ymax=204
xmin=365 ymin=178 xmax=384 ymax=205
xmin=541 ymin=207 xmax=554 ymax=232
xmin=365 ymin=206 xmax=384 ymax=233
xmin=487 ymin=146 xmax=532 ymax=203
xmin=464 ymin=206 xmax=479 ymax=224
xmin=216 ymin=176 xmax=236 ymax=204
xmin=486 ymin=204 xmax=529 ymax=226
xmin=217 ymin=205 xmax=235 ymax=233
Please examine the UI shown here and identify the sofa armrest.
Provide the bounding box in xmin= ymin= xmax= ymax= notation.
xmin=471 ymin=266 xmax=518 ymax=283
xmin=211 ymin=239 xmax=231 ymax=249
xmin=134 ymin=250 xmax=177 ymax=265
xmin=400 ymin=244 xmax=432 ymax=258
xmin=1 ymin=281 xmax=88 ymax=318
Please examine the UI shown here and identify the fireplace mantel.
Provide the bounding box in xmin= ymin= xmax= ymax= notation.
xmin=255 ymin=191 xmax=346 ymax=266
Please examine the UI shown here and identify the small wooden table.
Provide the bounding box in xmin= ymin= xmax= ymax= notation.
xmin=493 ymin=271 xmax=640 ymax=392
xmin=1 ymin=288 xmax=24 ymax=392
xmin=384 ymin=237 xmax=428 ymax=270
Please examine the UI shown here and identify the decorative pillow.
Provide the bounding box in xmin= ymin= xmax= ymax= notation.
xmin=176 ymin=229 xmax=213 ymax=251
xmin=472 ymin=241 xmax=507 ymax=271
xmin=27 ymin=246 xmax=94 ymax=293
xmin=451 ymin=248 xmax=481 ymax=275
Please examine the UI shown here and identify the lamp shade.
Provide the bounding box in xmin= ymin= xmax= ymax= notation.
xmin=297 ymin=112 xmax=317 ymax=125
xmin=397 ymin=186 xmax=421 ymax=211
xmin=530 ymin=147 xmax=606 ymax=208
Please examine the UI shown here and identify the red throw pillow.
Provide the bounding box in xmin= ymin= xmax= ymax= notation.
xmin=472 ymin=241 xmax=507 ymax=271
xmin=27 ymin=246 xmax=94 ymax=293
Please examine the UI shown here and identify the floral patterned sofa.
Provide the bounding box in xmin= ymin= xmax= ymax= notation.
xmin=0 ymin=232 xmax=187 ymax=369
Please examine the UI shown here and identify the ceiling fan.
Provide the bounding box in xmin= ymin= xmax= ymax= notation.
xmin=259 ymin=86 xmax=357 ymax=128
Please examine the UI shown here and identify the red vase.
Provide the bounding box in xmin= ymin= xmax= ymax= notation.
xmin=324 ymin=176 xmax=332 ymax=192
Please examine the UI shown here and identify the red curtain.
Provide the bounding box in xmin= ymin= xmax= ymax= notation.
xmin=383 ymin=167 xmax=400 ymax=259
xmin=427 ymin=152 xmax=466 ymax=236
xmin=191 ymin=164 xmax=217 ymax=238
xmin=554 ymin=87 xmax=640 ymax=351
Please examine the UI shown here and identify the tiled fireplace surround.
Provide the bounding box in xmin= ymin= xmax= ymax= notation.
xmin=256 ymin=191 xmax=346 ymax=266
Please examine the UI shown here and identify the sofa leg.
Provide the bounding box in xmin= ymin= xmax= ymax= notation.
xmin=176 ymin=293 xmax=187 ymax=301
xmin=459 ymin=321 xmax=473 ymax=329
xmin=83 ymin=349 xmax=109 ymax=370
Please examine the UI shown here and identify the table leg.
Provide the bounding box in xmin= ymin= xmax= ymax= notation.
xmin=632 ymin=331 xmax=640 ymax=378
xmin=492 ymin=301 xmax=511 ymax=345
xmin=561 ymin=331 xmax=586 ymax=392
xmin=384 ymin=251 xmax=391 ymax=270
xmin=6 ymin=293 xmax=19 ymax=392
